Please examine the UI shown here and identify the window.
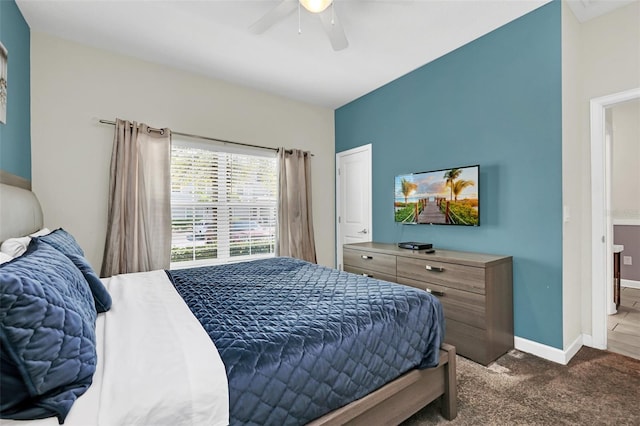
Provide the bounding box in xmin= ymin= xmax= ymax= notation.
xmin=170 ymin=137 xmax=277 ymax=267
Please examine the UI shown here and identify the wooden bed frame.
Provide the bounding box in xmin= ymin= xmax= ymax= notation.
xmin=312 ymin=344 xmax=457 ymax=425
xmin=0 ymin=178 xmax=458 ymax=425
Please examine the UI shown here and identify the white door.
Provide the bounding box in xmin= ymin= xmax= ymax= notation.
xmin=336 ymin=144 xmax=372 ymax=270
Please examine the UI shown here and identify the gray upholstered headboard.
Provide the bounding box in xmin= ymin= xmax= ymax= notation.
xmin=0 ymin=183 xmax=44 ymax=243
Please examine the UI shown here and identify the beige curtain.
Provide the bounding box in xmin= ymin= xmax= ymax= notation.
xmin=101 ymin=119 xmax=171 ymax=277
xmin=277 ymin=148 xmax=317 ymax=263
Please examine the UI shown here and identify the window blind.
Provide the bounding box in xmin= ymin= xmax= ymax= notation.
xmin=170 ymin=138 xmax=277 ymax=267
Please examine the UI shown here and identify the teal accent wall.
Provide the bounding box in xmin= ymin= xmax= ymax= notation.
xmin=335 ymin=2 xmax=563 ymax=348
xmin=0 ymin=0 xmax=31 ymax=180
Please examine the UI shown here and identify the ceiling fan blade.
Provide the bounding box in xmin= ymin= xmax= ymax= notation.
xmin=249 ymin=0 xmax=298 ymax=34
xmin=318 ymin=7 xmax=348 ymax=51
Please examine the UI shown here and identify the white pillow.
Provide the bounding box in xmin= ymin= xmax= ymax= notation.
xmin=0 ymin=251 xmax=13 ymax=265
xmin=0 ymin=236 xmax=31 ymax=257
xmin=0 ymin=228 xmax=51 ymax=258
xmin=30 ymin=228 xmax=52 ymax=238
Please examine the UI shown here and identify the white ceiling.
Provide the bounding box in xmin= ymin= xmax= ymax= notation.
xmin=15 ymin=0 xmax=630 ymax=109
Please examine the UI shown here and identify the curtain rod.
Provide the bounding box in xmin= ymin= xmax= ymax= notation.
xmin=98 ymin=119 xmax=313 ymax=156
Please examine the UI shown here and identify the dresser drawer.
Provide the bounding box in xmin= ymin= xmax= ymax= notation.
xmin=397 ymin=276 xmax=487 ymax=329
xmin=343 ymin=242 xmax=513 ymax=365
xmin=344 ymin=265 xmax=397 ymax=284
xmin=343 ymin=248 xmax=397 ymax=276
xmin=397 ymin=256 xmax=485 ymax=295
xmin=444 ymin=318 xmax=492 ymax=365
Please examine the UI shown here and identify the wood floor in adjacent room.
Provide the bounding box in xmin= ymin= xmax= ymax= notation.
xmin=608 ymin=287 xmax=640 ymax=361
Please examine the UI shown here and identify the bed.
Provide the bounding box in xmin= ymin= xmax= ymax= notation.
xmin=0 ymin=181 xmax=457 ymax=425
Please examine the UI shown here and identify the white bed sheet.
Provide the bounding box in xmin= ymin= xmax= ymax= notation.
xmin=1 ymin=270 xmax=229 ymax=426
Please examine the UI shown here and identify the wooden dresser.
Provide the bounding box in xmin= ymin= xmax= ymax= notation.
xmin=343 ymin=242 xmax=513 ymax=365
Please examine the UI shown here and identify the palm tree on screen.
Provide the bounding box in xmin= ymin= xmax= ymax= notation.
xmin=444 ymin=168 xmax=462 ymax=201
xmin=452 ymin=179 xmax=474 ymax=201
xmin=400 ymin=178 xmax=418 ymax=204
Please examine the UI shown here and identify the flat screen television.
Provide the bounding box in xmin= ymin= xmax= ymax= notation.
xmin=394 ymin=165 xmax=479 ymax=226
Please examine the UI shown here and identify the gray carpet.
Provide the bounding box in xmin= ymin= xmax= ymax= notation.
xmin=403 ymin=347 xmax=640 ymax=425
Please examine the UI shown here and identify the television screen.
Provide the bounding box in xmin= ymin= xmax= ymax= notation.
xmin=394 ymin=165 xmax=479 ymax=226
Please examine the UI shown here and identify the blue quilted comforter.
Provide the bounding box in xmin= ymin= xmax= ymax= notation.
xmin=166 ymin=257 xmax=444 ymax=425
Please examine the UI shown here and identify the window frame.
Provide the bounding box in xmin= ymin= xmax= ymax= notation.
xmin=169 ymin=136 xmax=278 ymax=269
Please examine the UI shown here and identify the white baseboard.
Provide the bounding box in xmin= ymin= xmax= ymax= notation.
xmin=563 ymin=335 xmax=583 ymax=362
xmin=582 ymin=333 xmax=607 ymax=350
xmin=514 ymin=335 xmax=583 ymax=365
xmin=622 ymin=279 xmax=640 ymax=289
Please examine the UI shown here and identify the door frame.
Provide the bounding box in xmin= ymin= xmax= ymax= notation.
xmin=335 ymin=144 xmax=372 ymax=270
xmin=590 ymin=87 xmax=640 ymax=349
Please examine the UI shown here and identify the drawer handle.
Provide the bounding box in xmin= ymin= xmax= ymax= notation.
xmin=361 ymin=255 xmax=373 ymax=260
xmin=426 ymin=288 xmax=445 ymax=297
xmin=362 ymin=273 xmax=372 ymax=278
xmin=425 ymin=265 xmax=444 ymax=272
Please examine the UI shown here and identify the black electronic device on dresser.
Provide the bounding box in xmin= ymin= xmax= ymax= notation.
xmin=398 ymin=242 xmax=432 ymax=250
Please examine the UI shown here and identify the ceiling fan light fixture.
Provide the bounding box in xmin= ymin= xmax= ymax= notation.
xmin=299 ymin=0 xmax=333 ymax=14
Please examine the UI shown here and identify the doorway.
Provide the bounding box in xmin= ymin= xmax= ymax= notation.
xmin=607 ymin=99 xmax=640 ymax=360
xmin=335 ymin=144 xmax=372 ymax=270
xmin=590 ymin=87 xmax=640 ymax=353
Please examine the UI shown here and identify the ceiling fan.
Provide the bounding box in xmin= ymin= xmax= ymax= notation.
xmin=249 ymin=0 xmax=349 ymax=51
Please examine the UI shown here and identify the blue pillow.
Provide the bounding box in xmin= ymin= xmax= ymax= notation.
xmin=37 ymin=228 xmax=84 ymax=257
xmin=37 ymin=229 xmax=112 ymax=313
xmin=0 ymin=240 xmax=97 ymax=423
xmin=66 ymin=253 xmax=112 ymax=313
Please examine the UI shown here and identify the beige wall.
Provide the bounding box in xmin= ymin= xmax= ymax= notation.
xmin=612 ymin=99 xmax=640 ymax=284
xmin=561 ymin=0 xmax=583 ymax=350
xmin=562 ymin=1 xmax=640 ymax=338
xmin=30 ymin=33 xmax=336 ymax=270
xmin=611 ymin=100 xmax=640 ymax=223
xmin=579 ymin=3 xmax=640 ymax=100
